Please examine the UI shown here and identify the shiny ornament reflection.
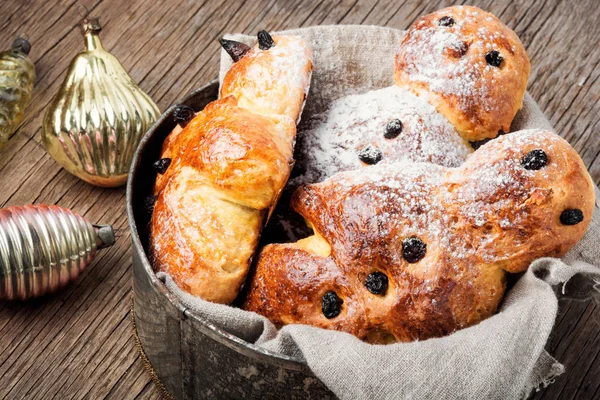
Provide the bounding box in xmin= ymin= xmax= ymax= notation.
xmin=42 ymin=15 xmax=159 ymax=187
xmin=0 ymin=36 xmax=35 ymax=149
xmin=0 ymin=204 xmax=115 ymax=300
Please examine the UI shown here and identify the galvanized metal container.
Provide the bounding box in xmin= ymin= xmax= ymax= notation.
xmin=127 ymin=81 xmax=335 ymax=399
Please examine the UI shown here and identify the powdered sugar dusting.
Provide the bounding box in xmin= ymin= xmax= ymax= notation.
xmin=398 ymin=6 xmax=513 ymax=119
xmin=291 ymin=86 xmax=472 ymax=187
xmin=248 ymin=36 xmax=312 ymax=94
xmin=304 ymin=130 xmax=563 ymax=266
xmin=224 ymin=35 xmax=313 ymax=122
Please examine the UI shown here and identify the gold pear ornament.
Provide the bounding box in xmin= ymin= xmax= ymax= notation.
xmin=0 ymin=36 xmax=36 ymax=149
xmin=42 ymin=14 xmax=159 ymax=187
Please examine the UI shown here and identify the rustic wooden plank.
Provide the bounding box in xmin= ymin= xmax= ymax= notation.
xmin=136 ymin=381 xmax=165 ymax=400
xmin=76 ymin=316 xmax=142 ymax=400
xmin=0 ymin=0 xmax=598 ymax=399
xmin=0 ymin=218 xmax=131 ymax=398
xmin=2 ymin=220 xmax=129 ymax=390
xmin=106 ymin=357 xmax=164 ymax=400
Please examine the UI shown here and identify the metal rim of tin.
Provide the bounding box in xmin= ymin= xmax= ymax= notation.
xmin=126 ymin=80 xmax=309 ymax=370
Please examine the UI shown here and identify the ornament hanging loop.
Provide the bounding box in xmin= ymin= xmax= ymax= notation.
xmin=77 ymin=5 xmax=101 ymax=34
xmin=77 ymin=4 xmax=89 ymax=17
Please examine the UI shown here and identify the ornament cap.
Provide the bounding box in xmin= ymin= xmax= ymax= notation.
xmin=11 ymin=35 xmax=31 ymax=55
xmin=94 ymin=224 xmax=116 ymax=249
xmin=80 ymin=17 xmax=102 ymax=34
xmin=78 ymin=5 xmax=101 ymax=34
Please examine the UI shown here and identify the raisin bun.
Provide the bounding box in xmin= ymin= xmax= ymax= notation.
xmin=395 ymin=6 xmax=530 ymax=142
xmin=244 ymin=130 xmax=595 ymax=342
xmin=291 ymin=85 xmax=472 ymax=187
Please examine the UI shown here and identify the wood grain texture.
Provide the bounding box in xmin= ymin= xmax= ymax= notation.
xmin=0 ymin=0 xmax=598 ymax=398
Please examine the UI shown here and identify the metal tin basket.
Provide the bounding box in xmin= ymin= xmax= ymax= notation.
xmin=126 ymin=81 xmax=335 ymax=399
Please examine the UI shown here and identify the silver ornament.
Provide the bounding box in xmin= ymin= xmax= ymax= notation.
xmin=0 ymin=204 xmax=115 ymax=300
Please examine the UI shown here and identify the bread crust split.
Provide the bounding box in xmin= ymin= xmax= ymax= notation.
xmin=150 ymin=34 xmax=313 ymax=304
xmin=244 ymin=130 xmax=595 ymax=342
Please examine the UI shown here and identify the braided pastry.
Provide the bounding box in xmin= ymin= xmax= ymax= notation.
xmin=150 ymin=32 xmax=313 ymax=304
xmin=244 ymin=130 xmax=595 ymax=342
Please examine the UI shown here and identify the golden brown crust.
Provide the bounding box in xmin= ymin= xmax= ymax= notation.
xmin=394 ymin=6 xmax=530 ymax=141
xmin=244 ymin=130 xmax=595 ymax=341
xmin=221 ymin=36 xmax=314 ymax=123
xmin=246 ymin=243 xmax=369 ymax=336
xmin=150 ymin=36 xmax=313 ymax=304
xmin=151 ymin=97 xmax=294 ymax=303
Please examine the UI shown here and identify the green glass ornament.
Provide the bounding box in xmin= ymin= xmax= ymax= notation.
xmin=0 ymin=36 xmax=35 ymax=149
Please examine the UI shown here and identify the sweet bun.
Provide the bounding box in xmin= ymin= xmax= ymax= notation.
xmin=244 ymin=129 xmax=595 ymax=342
xmin=291 ymin=85 xmax=472 ymax=187
xmin=395 ymin=6 xmax=531 ymax=142
xmin=150 ymin=32 xmax=313 ymax=304
xmin=266 ymin=85 xmax=473 ymax=242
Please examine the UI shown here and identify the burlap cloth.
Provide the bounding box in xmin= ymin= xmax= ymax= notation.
xmin=158 ymin=26 xmax=600 ymax=399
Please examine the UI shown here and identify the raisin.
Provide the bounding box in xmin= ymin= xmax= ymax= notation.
xmin=384 ymin=119 xmax=403 ymax=139
xmin=485 ymin=50 xmax=503 ymax=67
xmin=448 ymin=41 xmax=469 ymax=58
xmin=402 ymin=237 xmax=427 ymax=263
xmin=322 ymin=291 xmax=342 ymax=319
xmin=470 ymin=130 xmax=506 ymax=150
xmin=438 ymin=16 xmax=455 ymax=27
xmin=218 ymin=38 xmax=251 ymax=62
xmin=560 ymin=209 xmax=584 ymax=226
xmin=153 ymin=158 xmax=172 ymax=174
xmin=358 ymin=145 xmax=383 ymax=165
xmin=144 ymin=194 xmax=157 ymax=216
xmin=365 ymin=272 xmax=389 ymax=295
xmin=172 ymin=105 xmax=195 ymax=127
xmin=257 ymin=30 xmax=275 ymax=50
xmin=521 ymin=149 xmax=548 ymax=170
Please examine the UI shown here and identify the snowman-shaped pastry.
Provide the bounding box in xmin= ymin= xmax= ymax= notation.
xmin=270 ymin=5 xmax=531 ymax=242
xmin=244 ymin=6 xmax=594 ymax=343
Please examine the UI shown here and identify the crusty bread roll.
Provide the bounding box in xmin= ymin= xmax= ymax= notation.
xmin=150 ymin=32 xmax=313 ymax=304
xmin=244 ymin=130 xmax=595 ymax=342
xmin=395 ymin=6 xmax=531 ymax=142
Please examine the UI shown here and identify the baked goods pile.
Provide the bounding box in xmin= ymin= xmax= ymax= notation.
xmin=149 ymin=6 xmax=596 ymax=343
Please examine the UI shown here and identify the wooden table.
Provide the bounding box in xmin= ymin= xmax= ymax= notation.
xmin=1 ymin=0 xmax=598 ymax=398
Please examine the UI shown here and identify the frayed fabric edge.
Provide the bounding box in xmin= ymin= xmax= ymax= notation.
xmin=522 ymin=351 xmax=565 ymax=399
